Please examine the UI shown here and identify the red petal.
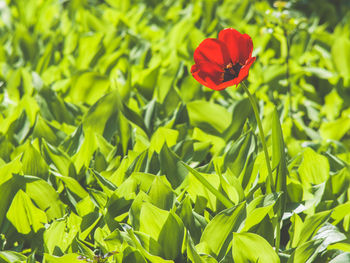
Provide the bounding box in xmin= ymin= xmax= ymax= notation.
xmin=219 ymin=28 xmax=253 ymax=65
xmin=191 ymin=62 xmax=224 ymax=90
xmin=193 ymin=38 xmax=231 ymax=68
xmin=235 ymin=57 xmax=256 ymax=85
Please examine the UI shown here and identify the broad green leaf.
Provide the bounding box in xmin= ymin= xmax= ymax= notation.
xmin=325 ymin=168 xmax=350 ymax=199
xmin=82 ymin=90 xmax=123 ymax=136
xmin=32 ymin=115 xmax=65 ymax=146
xmin=139 ymin=202 xmax=169 ymax=241
xmin=0 ymin=251 xmax=27 ymax=262
xmin=332 ymin=36 xmax=350 ymax=85
xmin=287 ymin=239 xmax=323 ymax=263
xmin=321 ymin=90 xmax=343 ymax=121
xmin=223 ymin=131 xmax=256 ymax=185
xmin=21 ymin=142 xmax=49 ymax=179
xmin=130 ymin=192 xmax=152 ymax=231
xmin=186 ymin=232 xmax=205 ymax=263
xmin=232 ymin=232 xmax=280 ymax=263
xmin=25 ymin=176 xmax=65 ymax=220
xmin=287 ymin=178 xmax=303 ymax=202
xmin=271 ymin=107 xmax=287 ymax=197
xmin=134 ymin=231 xmax=162 ymax=258
xmin=127 ymin=229 xmax=173 ymax=263
xmin=158 ymin=212 xmax=184 ymax=260
xmin=220 ymin=169 xmax=245 ymax=205
xmin=187 ymin=101 xmax=231 ymax=134
xmin=53 ymin=172 xmax=88 ymax=199
xmin=320 ymin=117 xmax=350 ymax=141
xmin=290 ymin=210 xmax=332 ymax=247
xmin=148 ymin=176 xmax=175 ymax=210
xmin=135 ymin=63 xmax=160 ymax=100
xmin=198 ymin=202 xmax=246 ymax=259
xmin=328 ymin=243 xmax=350 ymax=253
xmin=223 ymin=98 xmax=252 ymax=141
xmin=329 ymin=253 xmax=350 ymax=263
xmin=150 ymin=127 xmax=178 ymax=154
xmin=42 ymin=140 xmax=76 ymax=177
xmin=76 ymin=196 xmax=96 ymax=217
xmin=80 ymin=212 xmax=102 ymax=240
xmin=177 ymin=196 xmax=202 ymax=244
xmin=192 ymin=127 xmax=225 ymax=156
xmin=122 ymin=247 xmax=147 ymax=263
xmin=6 ymin=189 xmax=47 ymax=234
xmin=332 ymin=202 xmax=350 ymax=225
xmin=242 ymin=193 xmax=280 ymax=232
xmin=159 ymin=145 xmax=187 ymax=189
xmin=184 ymin=162 xmax=233 ymax=210
xmin=298 ymin=148 xmax=329 ymax=187
xmin=44 ymin=212 xmax=81 ymax=254
xmin=76 ymin=33 xmax=104 ymax=70
xmin=0 ymin=163 xmax=23 ymax=228
xmin=71 ymin=128 xmax=97 ymax=172
xmin=43 ymin=253 xmax=82 ymax=263
xmin=72 ymin=237 xmax=95 ymax=259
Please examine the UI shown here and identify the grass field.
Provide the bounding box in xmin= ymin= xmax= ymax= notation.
xmin=1 ymin=0 xmax=350 ymax=262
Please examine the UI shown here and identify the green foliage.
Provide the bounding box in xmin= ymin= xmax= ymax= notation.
xmin=0 ymin=0 xmax=349 ymax=262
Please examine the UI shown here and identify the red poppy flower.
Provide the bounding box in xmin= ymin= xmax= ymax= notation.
xmin=191 ymin=28 xmax=256 ymax=90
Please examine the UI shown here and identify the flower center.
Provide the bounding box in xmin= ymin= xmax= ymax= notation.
xmin=222 ymin=62 xmax=242 ymax=82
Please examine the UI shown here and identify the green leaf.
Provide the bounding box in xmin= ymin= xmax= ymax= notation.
xmin=329 ymin=253 xmax=350 ymax=263
xmin=53 ymin=172 xmax=88 ymax=199
xmin=6 ymin=189 xmax=47 ymax=234
xmin=0 ymin=251 xmax=27 ymax=262
xmin=298 ymin=148 xmax=330 ymax=188
xmin=271 ymin=107 xmax=287 ymax=196
xmin=21 ymin=141 xmax=49 ymax=179
xmin=159 ymin=145 xmax=187 ymax=189
xmin=158 ymin=212 xmax=184 ymax=260
xmin=187 ymin=101 xmax=231 ymax=135
xmin=69 ymin=72 xmax=110 ymax=105
xmin=290 ymin=210 xmax=332 ymax=247
xmin=182 ymin=161 xmax=234 ymax=209
xmin=287 ymin=239 xmax=323 ymax=263
xmin=186 ymin=233 xmax=205 ymax=263
xmin=148 ymin=176 xmax=175 ymax=210
xmin=43 ymin=212 xmax=81 ymax=254
xmin=32 ymin=115 xmax=65 ymax=146
xmin=82 ymin=90 xmax=123 ymax=136
xmin=328 ymin=242 xmax=350 ymax=253
xmin=232 ymin=232 xmax=280 ymax=263
xmin=223 ymin=131 xmax=256 ymax=186
xmin=223 ymin=98 xmax=252 ymax=141
xmin=43 ymin=253 xmax=82 ymax=263
xmin=198 ymin=202 xmax=246 ymax=259
xmin=42 ymin=140 xmax=76 ymax=177
xmin=320 ymin=117 xmax=350 ymax=141
xmin=0 ymin=159 xmax=23 ymax=228
xmin=150 ymin=127 xmax=179 ymax=154
xmin=24 ymin=176 xmax=65 ymax=220
xmin=242 ymin=193 xmax=280 ymax=232
xmin=127 ymin=229 xmax=173 ymax=263
xmin=332 ymin=36 xmax=350 ymax=85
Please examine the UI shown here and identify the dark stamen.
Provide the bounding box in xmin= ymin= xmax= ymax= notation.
xmin=223 ymin=62 xmax=242 ymax=82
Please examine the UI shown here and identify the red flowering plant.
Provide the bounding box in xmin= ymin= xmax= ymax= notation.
xmin=191 ymin=28 xmax=256 ymax=90
xmin=191 ymin=28 xmax=275 ymax=193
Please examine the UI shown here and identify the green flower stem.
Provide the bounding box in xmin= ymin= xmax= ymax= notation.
xmin=241 ymin=82 xmax=275 ymax=192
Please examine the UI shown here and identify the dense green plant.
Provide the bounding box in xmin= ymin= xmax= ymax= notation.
xmin=0 ymin=0 xmax=350 ymax=262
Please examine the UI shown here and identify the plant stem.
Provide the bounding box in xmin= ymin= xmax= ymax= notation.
xmin=284 ymin=28 xmax=292 ymax=118
xmin=241 ymin=82 xmax=275 ymax=192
